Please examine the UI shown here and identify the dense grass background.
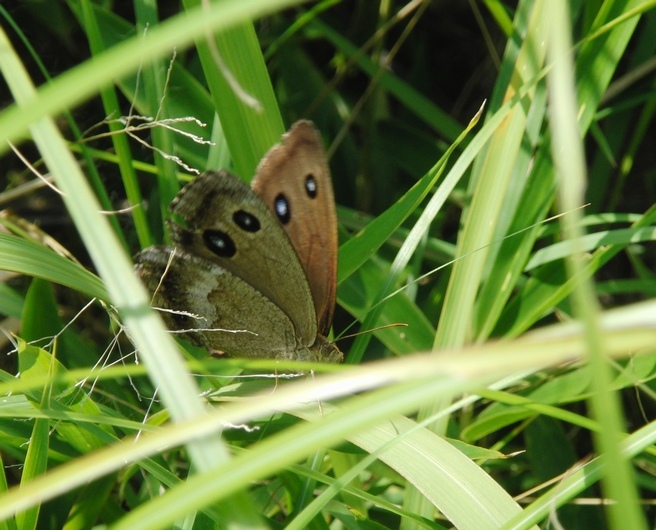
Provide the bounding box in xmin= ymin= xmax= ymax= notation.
xmin=1 ymin=0 xmax=656 ymax=528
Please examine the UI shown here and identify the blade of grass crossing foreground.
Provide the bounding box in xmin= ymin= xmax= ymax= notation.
xmin=547 ymin=1 xmax=646 ymax=528
xmin=0 ymin=309 xmax=653 ymax=526
xmin=0 ymin=23 xmax=266 ymax=530
xmin=289 ymin=404 xmax=524 ymax=530
xmin=110 ymin=366 xmax=525 ymax=530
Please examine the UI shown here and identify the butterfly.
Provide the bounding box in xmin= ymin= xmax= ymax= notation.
xmin=135 ymin=121 xmax=342 ymax=363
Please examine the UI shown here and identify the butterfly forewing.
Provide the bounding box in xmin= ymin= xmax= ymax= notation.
xmin=252 ymin=121 xmax=338 ymax=335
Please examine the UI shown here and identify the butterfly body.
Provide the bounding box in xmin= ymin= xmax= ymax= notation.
xmin=135 ymin=121 xmax=342 ymax=363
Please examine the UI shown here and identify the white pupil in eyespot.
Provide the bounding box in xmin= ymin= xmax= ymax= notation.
xmin=305 ymin=175 xmax=317 ymax=198
xmin=275 ymin=195 xmax=290 ymax=223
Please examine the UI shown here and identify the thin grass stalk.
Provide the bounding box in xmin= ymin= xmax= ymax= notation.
xmin=546 ymin=1 xmax=646 ymax=527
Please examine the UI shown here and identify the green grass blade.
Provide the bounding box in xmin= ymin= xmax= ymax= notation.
xmin=0 ymin=21 xmax=263 ymax=529
xmin=547 ymin=1 xmax=645 ymax=527
xmin=0 ymin=234 xmax=108 ymax=301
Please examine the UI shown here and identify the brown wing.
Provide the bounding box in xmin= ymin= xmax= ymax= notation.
xmin=251 ymin=121 xmax=338 ymax=336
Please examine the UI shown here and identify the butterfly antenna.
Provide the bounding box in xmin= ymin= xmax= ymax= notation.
xmin=336 ymin=322 xmax=408 ymax=342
